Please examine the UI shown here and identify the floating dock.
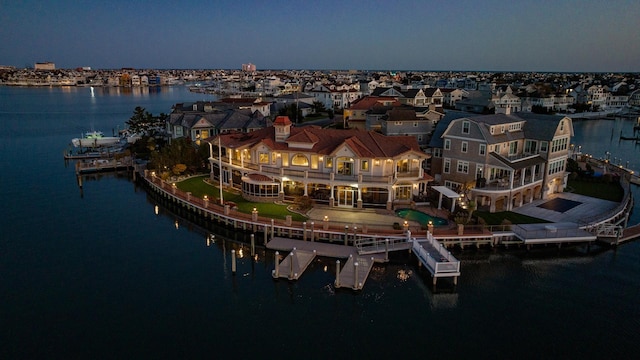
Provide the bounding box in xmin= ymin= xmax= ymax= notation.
xmin=272 ymin=248 xmax=316 ymax=280
xmin=267 ymin=237 xmax=387 ymax=290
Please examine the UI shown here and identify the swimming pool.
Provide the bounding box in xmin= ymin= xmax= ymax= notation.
xmin=395 ymin=208 xmax=449 ymax=226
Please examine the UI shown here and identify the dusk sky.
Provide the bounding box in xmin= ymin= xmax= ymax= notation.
xmin=1 ymin=0 xmax=638 ymax=72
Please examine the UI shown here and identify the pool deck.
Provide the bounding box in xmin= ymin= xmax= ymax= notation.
xmin=512 ymin=193 xmax=620 ymax=224
xmin=306 ymin=205 xmax=451 ymax=229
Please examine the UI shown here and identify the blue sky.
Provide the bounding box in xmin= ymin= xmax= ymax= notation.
xmin=1 ymin=0 xmax=638 ymax=72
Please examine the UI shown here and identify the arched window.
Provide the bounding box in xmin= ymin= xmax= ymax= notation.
xmin=291 ymin=153 xmax=309 ymax=166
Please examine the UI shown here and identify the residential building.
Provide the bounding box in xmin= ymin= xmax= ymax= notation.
xmin=380 ymin=107 xmax=434 ymax=147
xmin=206 ymin=116 xmax=431 ymax=210
xmin=437 ymin=112 xmax=573 ymax=212
xmin=343 ymin=96 xmax=401 ymax=129
xmin=167 ymin=102 xmax=268 ymax=144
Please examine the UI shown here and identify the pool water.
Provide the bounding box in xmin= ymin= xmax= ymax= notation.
xmin=395 ymin=208 xmax=449 ymax=226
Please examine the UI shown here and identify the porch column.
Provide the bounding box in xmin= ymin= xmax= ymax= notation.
xmin=303 ymin=182 xmax=308 ymax=196
xmin=450 ymin=196 xmax=456 ymax=213
xmin=437 ymin=192 xmax=444 ymax=210
xmin=357 ymin=187 xmax=362 ymax=209
xmin=489 ymin=195 xmax=496 ymax=212
xmin=518 ymin=192 xmax=524 ymax=207
xmin=329 ymin=184 xmax=335 ymax=207
xmin=386 ymin=185 xmax=393 ymax=210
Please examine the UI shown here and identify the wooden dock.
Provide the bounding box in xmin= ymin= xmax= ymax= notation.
xmin=335 ymin=254 xmax=376 ymax=290
xmin=620 ymin=223 xmax=640 ymax=244
xmin=267 ymin=237 xmax=387 ymax=289
xmin=272 ymin=249 xmax=316 ymax=280
xmin=75 ymin=158 xmax=132 ymax=174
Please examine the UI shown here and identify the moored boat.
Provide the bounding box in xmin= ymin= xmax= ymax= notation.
xmin=71 ymin=131 xmax=121 ymax=148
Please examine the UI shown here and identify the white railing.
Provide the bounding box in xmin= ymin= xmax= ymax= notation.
xmin=412 ymin=235 xmax=460 ymax=276
xmin=354 ymin=236 xmax=409 ymax=254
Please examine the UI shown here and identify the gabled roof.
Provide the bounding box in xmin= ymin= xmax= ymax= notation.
xmin=516 ymin=112 xmax=572 ymax=140
xmin=287 ymin=129 xmax=320 ymax=144
xmin=427 ymin=110 xmax=477 ymax=148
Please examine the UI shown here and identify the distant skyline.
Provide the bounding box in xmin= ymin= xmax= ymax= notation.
xmin=1 ymin=0 xmax=639 ymax=72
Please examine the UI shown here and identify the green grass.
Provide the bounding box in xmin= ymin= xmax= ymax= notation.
xmin=567 ymin=178 xmax=624 ymax=202
xmin=475 ymin=211 xmax=549 ymax=225
xmin=175 ymin=175 xmax=308 ymax=222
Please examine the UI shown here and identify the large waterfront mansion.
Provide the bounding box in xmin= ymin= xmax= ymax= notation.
xmin=204 ymin=116 xmax=431 ymax=210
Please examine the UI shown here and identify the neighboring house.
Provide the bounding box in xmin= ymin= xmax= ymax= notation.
xmin=607 ymin=92 xmax=629 ymax=108
xmin=215 ymin=97 xmax=271 ymax=117
xmin=491 ymin=86 xmax=522 ymax=113
xmin=343 ymin=96 xmax=401 ymax=129
xmin=167 ymin=102 xmax=268 ymax=145
xmin=438 ymin=112 xmax=573 ymax=212
xmin=206 ymin=116 xmax=431 ymax=210
xmin=440 ymin=88 xmax=468 ymax=107
xmin=587 ymin=85 xmax=607 ymax=109
xmin=307 ymin=84 xmax=361 ymax=110
xmin=380 ymin=107 xmax=433 ymax=147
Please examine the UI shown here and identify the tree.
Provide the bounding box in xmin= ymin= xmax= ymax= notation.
xmin=312 ymin=101 xmax=326 ymax=114
xmin=149 ymin=137 xmax=207 ymax=175
xmin=126 ymin=106 xmax=166 ymax=136
xmin=278 ymin=104 xmax=303 ymax=123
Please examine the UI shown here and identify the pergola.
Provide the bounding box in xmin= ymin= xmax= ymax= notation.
xmin=432 ymin=186 xmax=461 ymax=213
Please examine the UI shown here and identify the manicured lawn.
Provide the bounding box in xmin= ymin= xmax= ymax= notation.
xmin=474 ymin=211 xmax=549 ymax=225
xmin=567 ymin=178 xmax=624 ymax=202
xmin=175 ymin=175 xmax=308 ymax=222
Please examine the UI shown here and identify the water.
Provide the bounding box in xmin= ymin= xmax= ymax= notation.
xmin=1 ymin=86 xmax=640 ymax=358
xmin=396 ymin=208 xmax=449 ymax=226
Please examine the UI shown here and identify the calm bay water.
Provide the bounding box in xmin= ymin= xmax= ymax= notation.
xmin=1 ymin=86 xmax=639 ymax=359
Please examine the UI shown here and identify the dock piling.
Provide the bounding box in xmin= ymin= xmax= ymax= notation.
xmin=354 ymin=261 xmax=359 ymax=289
xmin=231 ymin=249 xmax=237 ymax=275
xmin=274 ymin=251 xmax=280 ymax=278
xmin=335 ymin=260 xmax=341 ymax=287
xmin=250 ymin=234 xmax=255 ymax=256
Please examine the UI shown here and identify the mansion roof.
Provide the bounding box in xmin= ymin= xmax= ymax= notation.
xmin=209 ymin=126 xmax=426 ymax=159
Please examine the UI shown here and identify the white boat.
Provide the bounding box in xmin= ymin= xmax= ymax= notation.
xmin=71 ymin=131 xmax=121 ymax=148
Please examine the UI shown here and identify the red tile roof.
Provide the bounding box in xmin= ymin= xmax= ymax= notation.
xmin=273 ymin=116 xmax=292 ymax=125
xmin=209 ymin=125 xmax=425 ymax=160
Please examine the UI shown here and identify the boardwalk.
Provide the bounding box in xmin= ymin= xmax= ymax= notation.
xmin=621 ymin=223 xmax=640 ymax=243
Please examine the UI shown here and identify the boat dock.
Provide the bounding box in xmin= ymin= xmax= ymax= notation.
xmin=268 ymin=237 xmax=387 ymax=289
xmin=266 ymin=233 xmax=460 ymax=289
xmin=75 ymin=157 xmax=132 ymax=174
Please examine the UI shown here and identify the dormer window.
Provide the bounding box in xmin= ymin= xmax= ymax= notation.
xmin=462 ymin=121 xmax=470 ymax=134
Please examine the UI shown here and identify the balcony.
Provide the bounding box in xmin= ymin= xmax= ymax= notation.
xmin=216 ymin=156 xmax=419 ymax=185
xmin=472 ymin=175 xmax=543 ymax=194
